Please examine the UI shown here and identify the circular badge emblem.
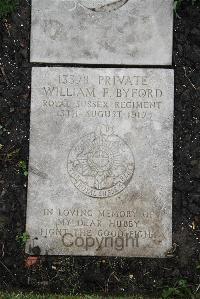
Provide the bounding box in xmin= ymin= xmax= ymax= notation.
xmin=79 ymin=0 xmax=129 ymax=12
xmin=68 ymin=126 xmax=134 ymax=198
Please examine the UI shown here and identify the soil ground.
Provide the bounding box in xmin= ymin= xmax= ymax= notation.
xmin=0 ymin=0 xmax=200 ymax=298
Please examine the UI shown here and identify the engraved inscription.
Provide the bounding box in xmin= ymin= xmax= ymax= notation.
xmin=68 ymin=125 xmax=134 ymax=198
xmin=79 ymin=0 xmax=129 ymax=12
xmin=41 ymin=74 xmax=164 ymax=121
xmin=26 ymin=68 xmax=173 ymax=257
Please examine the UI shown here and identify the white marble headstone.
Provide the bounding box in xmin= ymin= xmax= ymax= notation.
xmin=30 ymin=0 xmax=173 ymax=65
xmin=26 ymin=67 xmax=174 ymax=257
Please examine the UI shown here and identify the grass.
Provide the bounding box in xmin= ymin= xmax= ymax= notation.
xmin=3 ymin=290 xmax=198 ymax=299
xmin=16 ymin=232 xmax=30 ymax=246
xmin=161 ymin=279 xmax=193 ymax=298
xmin=174 ymin=0 xmax=200 ymax=11
xmin=0 ymin=294 xmax=159 ymax=299
xmin=0 ymin=0 xmax=18 ymax=18
xmin=18 ymin=160 xmax=28 ymax=176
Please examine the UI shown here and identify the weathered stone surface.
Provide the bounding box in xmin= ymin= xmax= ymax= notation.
xmin=26 ymin=67 xmax=174 ymax=257
xmin=30 ymin=0 xmax=173 ymax=65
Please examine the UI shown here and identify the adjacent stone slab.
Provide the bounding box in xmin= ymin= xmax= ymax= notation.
xmin=26 ymin=67 xmax=174 ymax=257
xmin=30 ymin=0 xmax=173 ymax=65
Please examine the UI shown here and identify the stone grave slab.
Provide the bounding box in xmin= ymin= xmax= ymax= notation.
xmin=26 ymin=67 xmax=174 ymax=257
xmin=30 ymin=0 xmax=173 ymax=65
